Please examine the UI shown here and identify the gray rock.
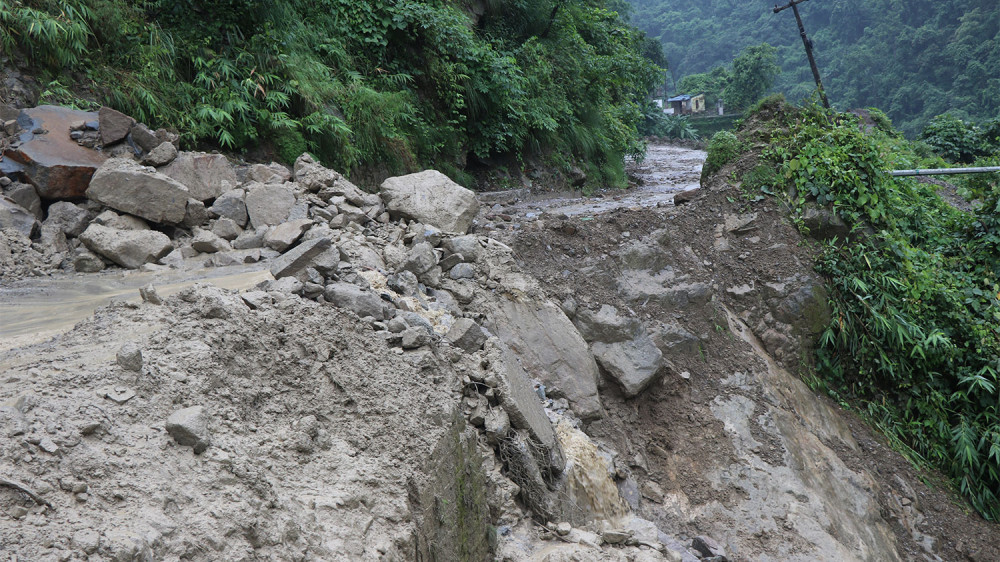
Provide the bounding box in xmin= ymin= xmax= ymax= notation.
xmin=139 ymin=284 xmax=163 ymax=304
xmin=380 ymin=170 xmax=479 ymax=233
xmin=484 ymin=338 xmax=564 ymax=475
xmin=449 ymin=262 xmax=475 ymax=280
xmin=484 ymin=407 xmax=510 ymax=444
xmin=573 ymin=304 xmax=640 ymax=343
xmin=486 ymin=299 xmax=602 ymax=420
xmin=245 ymin=182 xmax=294 ymax=228
xmin=445 ymin=318 xmax=487 ymax=352
xmin=401 ymin=326 xmax=432 ymax=349
xmin=232 ymin=228 xmax=265 ymax=250
xmin=142 ymin=141 xmax=178 ymax=167
xmin=93 ymin=209 xmax=149 ymax=231
xmin=212 ymin=217 xmax=243 ymax=241
xmin=86 ymin=157 xmax=190 ymax=224
xmin=183 ymin=198 xmax=209 ymax=228
xmin=651 ymin=322 xmax=700 ymax=356
xmin=166 ymin=406 xmax=211 ymax=454
xmin=266 ymin=276 xmax=303 ymax=295
xmin=43 ymin=201 xmax=90 ymax=237
xmin=802 ymin=204 xmax=850 ymax=241
xmin=128 ymin=122 xmax=161 ymax=152
xmin=400 ymin=241 xmax=437 ymax=275
xmin=692 ymin=536 xmax=727 ymax=559
xmin=71 ymin=528 xmax=101 ymax=555
xmin=79 ymin=224 xmax=173 ymax=269
xmin=38 ymin=223 xmax=68 ymax=253
xmin=129 ymin=122 xmax=176 ymax=153
xmin=269 ymin=237 xmax=332 ymax=280
xmin=439 ymin=253 xmax=464 ymax=271
xmin=324 ymin=282 xmax=386 ymax=319
xmin=117 ymin=343 xmax=143 ymax=372
xmin=209 ymin=188 xmax=248 ymax=227
xmin=160 ymin=152 xmax=237 ymax=201
xmin=592 ymin=332 xmax=664 ymax=398
xmin=248 ymin=162 xmax=291 ymax=184
xmin=441 ymin=235 xmax=482 ymax=262
xmin=98 ymin=106 xmax=135 ymax=145
xmin=191 ymin=228 xmax=231 ymax=253
xmin=72 ymin=247 xmax=105 ymax=272
xmin=4 ymin=182 xmax=42 ymax=218
xmin=387 ymin=270 xmax=419 ymax=296
xmin=240 ymin=290 xmax=272 ymax=309
xmin=337 ymin=237 xmax=386 ymax=270
xmin=264 ymin=218 xmax=312 ymax=252
xmin=0 ymin=197 xmax=38 ymax=238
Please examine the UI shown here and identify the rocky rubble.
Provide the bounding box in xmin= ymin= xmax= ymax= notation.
xmin=1 ymin=104 xmax=708 ymax=561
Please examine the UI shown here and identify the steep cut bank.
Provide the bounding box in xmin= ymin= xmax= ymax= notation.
xmin=486 ymin=140 xmax=1000 ymax=560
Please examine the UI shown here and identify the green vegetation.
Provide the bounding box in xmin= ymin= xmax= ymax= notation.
xmin=724 ymin=99 xmax=1000 ymax=520
xmin=629 ymin=0 xmax=1000 ymax=136
xmin=1 ymin=0 xmax=663 ymax=187
xmin=639 ymin=107 xmax=699 ymax=140
xmin=676 ymin=43 xmax=780 ymax=112
xmin=701 ymin=130 xmax=740 ymax=179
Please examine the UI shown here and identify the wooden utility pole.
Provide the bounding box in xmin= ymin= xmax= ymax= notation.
xmin=773 ymin=0 xmax=830 ymax=109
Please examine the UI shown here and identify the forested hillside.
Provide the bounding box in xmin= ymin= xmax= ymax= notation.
xmin=628 ymin=0 xmax=1000 ymax=136
xmin=1 ymin=0 xmax=662 ymax=187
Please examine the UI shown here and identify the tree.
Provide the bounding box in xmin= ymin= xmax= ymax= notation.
xmin=723 ymin=43 xmax=780 ymax=110
xmin=677 ymin=65 xmax=730 ymax=106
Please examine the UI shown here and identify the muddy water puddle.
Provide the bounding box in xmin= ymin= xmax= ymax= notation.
xmin=1 ymin=263 xmax=272 ymax=350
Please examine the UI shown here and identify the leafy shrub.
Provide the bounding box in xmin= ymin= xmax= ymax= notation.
xmin=920 ymin=113 xmax=988 ymax=163
xmin=762 ymin=103 xmax=1000 ymax=520
xmin=639 ymin=106 xmax=699 ymax=140
xmin=702 ymin=130 xmax=741 ymax=179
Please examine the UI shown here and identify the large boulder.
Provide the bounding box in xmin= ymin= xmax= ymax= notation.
xmin=244 ymin=183 xmax=294 ymax=229
xmin=86 ymin=158 xmax=190 ymax=224
xmin=78 ymin=224 xmax=173 ymax=269
xmin=0 ymin=106 xmax=107 ymax=199
xmin=380 ymin=170 xmax=478 ymax=233
xmin=485 ymin=298 xmax=603 ymax=420
xmin=159 ymin=152 xmax=237 ymax=201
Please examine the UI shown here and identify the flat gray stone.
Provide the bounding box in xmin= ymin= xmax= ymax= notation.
xmin=269 ymin=237 xmax=332 ymax=280
xmin=264 ymin=218 xmax=312 ymax=252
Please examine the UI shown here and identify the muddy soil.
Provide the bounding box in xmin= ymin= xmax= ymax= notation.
xmin=485 ymin=142 xmax=1000 ymax=561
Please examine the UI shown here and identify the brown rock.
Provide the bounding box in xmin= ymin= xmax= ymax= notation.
xmin=0 ymin=106 xmax=107 ymax=199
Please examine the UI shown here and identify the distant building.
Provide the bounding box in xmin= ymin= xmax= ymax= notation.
xmin=667 ymin=94 xmax=706 ymax=115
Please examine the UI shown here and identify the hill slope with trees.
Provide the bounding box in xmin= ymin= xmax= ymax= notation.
xmin=1 ymin=0 xmax=663 ymax=187
xmin=628 ymin=0 xmax=1000 ymax=136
